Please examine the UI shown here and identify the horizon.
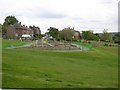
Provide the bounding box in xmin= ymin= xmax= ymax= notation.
xmin=0 ymin=21 xmax=119 ymax=34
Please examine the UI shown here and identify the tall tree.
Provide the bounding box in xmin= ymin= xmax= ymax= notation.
xmin=5 ymin=16 xmax=18 ymax=25
xmin=47 ymin=27 xmax=59 ymax=40
xmin=112 ymin=33 xmax=120 ymax=43
xmin=2 ymin=16 xmax=18 ymax=34
xmin=100 ymin=29 xmax=110 ymax=41
xmin=82 ymin=30 xmax=100 ymax=41
xmin=59 ymin=28 xmax=74 ymax=41
xmin=82 ymin=30 xmax=93 ymax=40
xmin=94 ymin=33 xmax=100 ymax=40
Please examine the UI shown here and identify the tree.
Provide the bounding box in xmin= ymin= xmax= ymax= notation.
xmin=112 ymin=33 xmax=120 ymax=43
xmin=94 ymin=33 xmax=100 ymax=41
xmin=82 ymin=31 xmax=90 ymax=40
xmin=5 ymin=16 xmax=18 ymax=25
xmin=36 ymin=33 xmax=42 ymax=39
xmin=47 ymin=27 xmax=59 ymax=40
xmin=2 ymin=16 xmax=18 ymax=34
xmin=81 ymin=30 xmax=100 ymax=41
xmin=82 ymin=30 xmax=92 ymax=40
xmin=100 ymin=29 xmax=111 ymax=41
xmin=59 ymin=28 xmax=74 ymax=41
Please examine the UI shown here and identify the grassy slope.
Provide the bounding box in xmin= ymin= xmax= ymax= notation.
xmin=2 ymin=40 xmax=118 ymax=88
xmin=72 ymin=41 xmax=92 ymax=49
xmin=2 ymin=39 xmax=30 ymax=49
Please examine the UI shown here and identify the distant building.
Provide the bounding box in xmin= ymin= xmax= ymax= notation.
xmin=6 ymin=22 xmax=41 ymax=39
xmin=65 ymin=27 xmax=81 ymax=40
xmin=29 ymin=25 xmax=41 ymax=39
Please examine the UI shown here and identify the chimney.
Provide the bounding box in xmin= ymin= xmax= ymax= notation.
xmin=19 ymin=22 xmax=21 ymax=25
xmin=23 ymin=25 xmax=25 ymax=27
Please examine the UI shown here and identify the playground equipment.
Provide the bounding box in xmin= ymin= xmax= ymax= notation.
xmin=29 ymin=35 xmax=90 ymax=51
xmin=42 ymin=37 xmax=47 ymax=47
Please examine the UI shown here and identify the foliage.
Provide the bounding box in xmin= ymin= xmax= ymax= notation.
xmin=36 ymin=33 xmax=42 ymax=39
xmin=2 ymin=16 xmax=18 ymax=39
xmin=100 ymin=29 xmax=111 ymax=41
xmin=59 ymin=28 xmax=74 ymax=41
xmin=112 ymin=33 xmax=120 ymax=43
xmin=47 ymin=27 xmax=59 ymax=40
xmin=2 ymin=16 xmax=18 ymax=34
xmin=94 ymin=33 xmax=100 ymax=40
xmin=82 ymin=30 xmax=99 ymax=40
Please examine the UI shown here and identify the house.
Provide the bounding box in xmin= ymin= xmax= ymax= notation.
xmin=73 ymin=30 xmax=81 ymax=40
xmin=6 ymin=22 xmax=41 ymax=39
xmin=29 ymin=25 xmax=41 ymax=35
xmin=65 ymin=27 xmax=81 ymax=41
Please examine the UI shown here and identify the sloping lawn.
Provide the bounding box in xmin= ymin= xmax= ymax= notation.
xmin=2 ymin=39 xmax=30 ymax=49
xmin=72 ymin=41 xmax=92 ymax=50
xmin=2 ymin=40 xmax=118 ymax=88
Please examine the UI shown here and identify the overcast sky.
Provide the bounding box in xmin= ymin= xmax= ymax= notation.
xmin=0 ymin=0 xmax=119 ymax=34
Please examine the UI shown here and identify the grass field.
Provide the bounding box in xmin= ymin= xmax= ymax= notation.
xmin=2 ymin=39 xmax=30 ymax=49
xmin=2 ymin=40 xmax=118 ymax=88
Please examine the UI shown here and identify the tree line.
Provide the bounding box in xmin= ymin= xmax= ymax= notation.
xmin=1 ymin=15 xmax=120 ymax=43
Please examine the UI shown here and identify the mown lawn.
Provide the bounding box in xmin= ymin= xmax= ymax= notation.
xmin=2 ymin=40 xmax=118 ymax=88
xmin=2 ymin=39 xmax=30 ymax=49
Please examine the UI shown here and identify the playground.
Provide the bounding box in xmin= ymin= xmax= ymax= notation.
xmin=6 ymin=36 xmax=93 ymax=52
xmin=5 ymin=37 xmax=117 ymax=52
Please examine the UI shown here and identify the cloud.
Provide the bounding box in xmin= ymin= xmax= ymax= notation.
xmin=0 ymin=0 xmax=119 ymax=33
xmin=40 ymin=11 xmax=66 ymax=19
